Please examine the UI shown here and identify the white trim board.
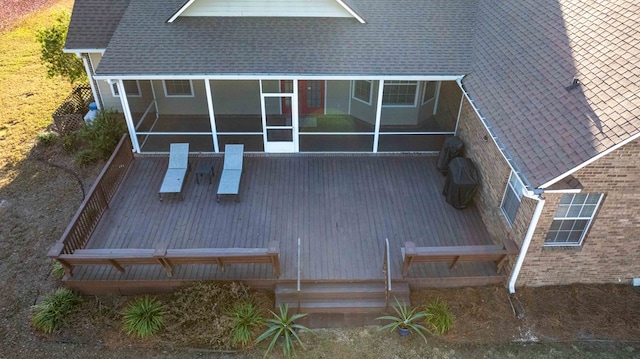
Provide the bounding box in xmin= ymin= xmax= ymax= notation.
xmin=168 ymin=0 xmax=364 ymax=22
xmin=94 ymin=74 xmax=462 ymax=81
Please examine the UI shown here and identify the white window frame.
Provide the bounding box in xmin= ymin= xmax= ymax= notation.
xmin=111 ymin=80 xmax=141 ymax=97
xmin=422 ymin=81 xmax=438 ymax=105
xmin=163 ymin=79 xmax=194 ymax=97
xmin=382 ymin=81 xmax=418 ymax=107
xmin=544 ymin=193 xmax=604 ymax=247
xmin=352 ymin=80 xmax=372 ymax=105
xmin=500 ymin=171 xmax=525 ymax=227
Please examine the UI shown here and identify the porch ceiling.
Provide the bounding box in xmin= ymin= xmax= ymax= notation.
xmin=78 ymin=154 xmax=495 ymax=282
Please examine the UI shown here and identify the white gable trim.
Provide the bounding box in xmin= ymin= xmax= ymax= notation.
xmin=539 ymin=131 xmax=640 ymax=189
xmin=168 ymin=0 xmax=364 ymax=23
xmin=168 ymin=0 xmax=197 ymax=23
xmin=335 ymin=0 xmax=365 ymax=23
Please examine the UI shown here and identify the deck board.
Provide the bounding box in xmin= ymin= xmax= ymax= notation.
xmin=71 ymin=154 xmax=501 ymax=286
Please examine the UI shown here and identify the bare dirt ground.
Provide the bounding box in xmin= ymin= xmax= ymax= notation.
xmin=0 ymin=0 xmax=58 ymax=32
xmin=1 ymin=2 xmax=640 ymax=358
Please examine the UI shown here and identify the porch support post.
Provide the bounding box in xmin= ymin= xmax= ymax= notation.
xmin=204 ymin=79 xmax=219 ymax=152
xmin=114 ymin=79 xmax=141 ymax=153
xmin=372 ymin=79 xmax=385 ymax=153
xmin=79 ymin=53 xmax=101 ymax=110
xmin=292 ymin=79 xmax=299 ymax=152
xmin=453 ymin=85 xmax=464 ymax=134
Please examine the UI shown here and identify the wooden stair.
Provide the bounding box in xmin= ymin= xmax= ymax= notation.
xmin=275 ymin=281 xmax=410 ymax=314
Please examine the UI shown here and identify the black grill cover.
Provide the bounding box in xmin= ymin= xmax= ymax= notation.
xmin=437 ymin=136 xmax=464 ymax=174
xmin=443 ymin=157 xmax=479 ymax=209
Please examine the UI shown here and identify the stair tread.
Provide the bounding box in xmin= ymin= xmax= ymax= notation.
xmin=276 ymin=282 xmax=409 ymax=295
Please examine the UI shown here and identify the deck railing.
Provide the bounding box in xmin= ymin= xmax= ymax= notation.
xmin=48 ymin=135 xmax=134 ymax=258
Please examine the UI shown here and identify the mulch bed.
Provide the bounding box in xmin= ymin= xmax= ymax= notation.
xmin=0 ymin=0 xmax=58 ymax=32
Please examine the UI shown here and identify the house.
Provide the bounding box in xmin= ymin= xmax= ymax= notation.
xmin=57 ymin=0 xmax=640 ymax=294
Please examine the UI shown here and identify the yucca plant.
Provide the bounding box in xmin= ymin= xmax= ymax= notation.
xmin=31 ymin=288 xmax=82 ymax=333
xmin=255 ymin=304 xmax=313 ymax=358
xmin=230 ymin=302 xmax=263 ymax=348
xmin=424 ymin=298 xmax=454 ymax=335
xmin=122 ymin=295 xmax=167 ymax=338
xmin=376 ymin=297 xmax=432 ymax=343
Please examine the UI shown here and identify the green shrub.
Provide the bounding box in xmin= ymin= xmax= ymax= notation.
xmin=61 ymin=132 xmax=82 ymax=153
xmin=79 ymin=109 xmax=127 ymax=160
xmin=36 ymin=11 xmax=86 ymax=84
xmin=424 ymin=298 xmax=454 ymax=335
xmin=31 ymin=288 xmax=82 ymax=333
xmin=73 ymin=149 xmax=98 ymax=167
xmin=256 ymin=304 xmax=313 ymax=358
xmin=51 ymin=261 xmax=65 ymax=279
xmin=122 ymin=295 xmax=167 ymax=338
xmin=36 ymin=131 xmax=58 ymax=146
xmin=230 ymin=302 xmax=263 ymax=348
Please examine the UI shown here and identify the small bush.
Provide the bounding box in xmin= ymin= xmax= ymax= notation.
xmin=61 ymin=132 xmax=82 ymax=153
xmin=424 ymin=298 xmax=454 ymax=335
xmin=79 ymin=109 xmax=127 ymax=160
xmin=36 ymin=131 xmax=59 ymax=146
xmin=31 ymin=288 xmax=82 ymax=333
xmin=123 ymin=296 xmax=167 ymax=338
xmin=51 ymin=261 xmax=65 ymax=279
xmin=73 ymin=149 xmax=98 ymax=167
xmin=230 ymin=302 xmax=263 ymax=348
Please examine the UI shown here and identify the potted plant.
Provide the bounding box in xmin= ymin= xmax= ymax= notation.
xmin=255 ymin=304 xmax=313 ymax=358
xmin=376 ymin=297 xmax=432 ymax=342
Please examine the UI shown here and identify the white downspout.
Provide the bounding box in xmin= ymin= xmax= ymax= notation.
xmin=77 ymin=53 xmax=101 ymax=109
xmin=508 ymin=192 xmax=545 ymax=294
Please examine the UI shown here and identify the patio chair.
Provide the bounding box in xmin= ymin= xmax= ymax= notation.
xmin=217 ymin=144 xmax=244 ymax=202
xmin=159 ymin=143 xmax=190 ymax=201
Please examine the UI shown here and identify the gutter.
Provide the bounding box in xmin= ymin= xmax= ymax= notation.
xmin=454 ymin=76 xmax=546 ymax=294
xmin=508 ymin=190 xmax=545 ymax=294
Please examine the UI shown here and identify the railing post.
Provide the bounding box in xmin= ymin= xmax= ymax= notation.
xmin=297 ymin=238 xmax=301 ymax=313
xmin=384 ymin=238 xmax=392 ymax=311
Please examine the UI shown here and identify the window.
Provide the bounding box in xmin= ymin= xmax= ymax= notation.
xmin=352 ymin=80 xmax=372 ymax=104
xmin=163 ymin=80 xmax=193 ymax=97
xmin=422 ymin=81 xmax=438 ymax=105
xmin=545 ymin=193 xmax=603 ymax=246
xmin=500 ymin=172 xmax=524 ymax=226
xmin=111 ymin=80 xmax=141 ymax=97
xmin=382 ymin=81 xmax=418 ymax=106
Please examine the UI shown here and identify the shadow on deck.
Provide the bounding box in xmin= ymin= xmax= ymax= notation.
xmin=63 ymin=153 xmax=507 ymax=294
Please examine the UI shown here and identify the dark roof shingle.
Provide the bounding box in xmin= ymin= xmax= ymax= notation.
xmin=464 ymin=0 xmax=640 ymax=187
xmin=65 ymin=0 xmax=131 ymax=50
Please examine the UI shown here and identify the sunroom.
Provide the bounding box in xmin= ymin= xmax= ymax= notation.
xmin=105 ymin=77 xmax=464 ymax=154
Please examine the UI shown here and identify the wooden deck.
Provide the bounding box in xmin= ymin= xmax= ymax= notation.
xmin=66 ymin=154 xmax=505 ymax=293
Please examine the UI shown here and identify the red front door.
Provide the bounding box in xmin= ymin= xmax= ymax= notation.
xmin=298 ymin=80 xmax=325 ymax=115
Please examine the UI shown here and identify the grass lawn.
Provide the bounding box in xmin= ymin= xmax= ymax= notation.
xmin=0 ymin=0 xmax=74 ymax=183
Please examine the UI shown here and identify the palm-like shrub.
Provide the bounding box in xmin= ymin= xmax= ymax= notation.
xmin=424 ymin=298 xmax=454 ymax=335
xmin=256 ymin=304 xmax=313 ymax=358
xmin=230 ymin=302 xmax=263 ymax=348
xmin=31 ymin=288 xmax=82 ymax=333
xmin=376 ymin=297 xmax=432 ymax=343
xmin=123 ymin=296 xmax=167 ymax=338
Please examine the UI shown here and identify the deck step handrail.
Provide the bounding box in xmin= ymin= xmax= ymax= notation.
xmin=383 ymin=238 xmax=392 ymax=311
xmin=296 ymin=238 xmax=301 ymax=312
xmin=53 ymin=241 xmax=280 ymax=279
xmin=48 ymin=134 xmax=134 ymax=258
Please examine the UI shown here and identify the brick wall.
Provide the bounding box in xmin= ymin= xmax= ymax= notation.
xmin=518 ymin=138 xmax=640 ymax=286
xmin=456 ymin=97 xmax=536 ymax=267
xmin=458 ymin=93 xmax=640 ymax=287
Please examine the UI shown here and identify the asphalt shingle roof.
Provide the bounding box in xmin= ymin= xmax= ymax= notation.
xmin=64 ymin=0 xmax=131 ymax=50
xmin=65 ymin=0 xmax=640 ymax=187
xmin=92 ymin=0 xmax=477 ymax=76
xmin=464 ymin=0 xmax=640 ymax=187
